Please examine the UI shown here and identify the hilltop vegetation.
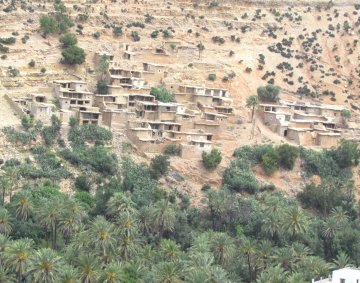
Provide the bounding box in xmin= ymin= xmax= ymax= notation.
xmin=0 ymin=120 xmax=358 ymax=282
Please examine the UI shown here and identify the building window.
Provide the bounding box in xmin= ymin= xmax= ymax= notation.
xmin=264 ymin=106 xmax=271 ymax=111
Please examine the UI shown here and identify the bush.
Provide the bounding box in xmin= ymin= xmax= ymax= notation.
xmin=28 ymin=59 xmax=35 ymax=67
xmin=75 ymin=175 xmax=91 ymax=192
xmin=0 ymin=45 xmax=9 ymax=53
xmin=131 ymin=31 xmax=140 ymax=42
xmin=223 ymin=159 xmax=259 ymax=194
xmin=151 ymin=30 xmax=159 ymax=38
xmin=21 ymin=115 xmax=34 ymax=130
xmin=261 ymin=149 xmax=279 ymax=175
xmin=96 ymin=80 xmax=108 ymax=94
xmin=202 ymin=149 xmax=222 ymax=170
xmin=260 ymin=183 xmax=276 ymax=192
xmin=61 ymin=45 xmax=86 ymax=65
xmin=0 ymin=37 xmax=16 ymax=44
xmin=329 ymin=139 xmax=360 ymax=168
xmin=68 ymin=124 xmax=113 ymax=146
xmin=8 ymin=67 xmax=19 ymax=77
xmin=341 ymin=109 xmax=351 ymax=119
xmin=149 ymin=155 xmax=170 ymax=179
xmin=92 ymin=31 xmax=101 ymax=39
xmin=74 ymin=191 xmax=95 ymax=208
xmin=112 ymin=26 xmax=123 ymax=37
xmin=40 ymin=68 xmax=46 ymax=73
xmin=164 ymin=144 xmax=180 ymax=156
xmin=40 ymin=15 xmax=58 ymax=35
xmin=150 ymin=87 xmax=174 ymax=103
xmin=257 ymin=84 xmax=280 ymax=102
xmin=277 ymin=144 xmax=299 ymax=170
xmin=59 ymin=33 xmax=77 ymax=48
xmin=208 ymin=73 xmax=217 ymax=81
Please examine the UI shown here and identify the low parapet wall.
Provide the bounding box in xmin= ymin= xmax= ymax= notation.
xmin=3 ymin=95 xmax=24 ymax=118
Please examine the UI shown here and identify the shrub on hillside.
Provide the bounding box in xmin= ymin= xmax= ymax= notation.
xmin=164 ymin=144 xmax=181 ymax=156
xmin=223 ymin=159 xmax=259 ymax=194
xmin=261 ymin=149 xmax=279 ymax=175
xmin=96 ymin=80 xmax=108 ymax=94
xmin=61 ymin=45 xmax=85 ymax=65
xmin=277 ymin=144 xmax=299 ymax=170
xmin=150 ymin=87 xmax=174 ymax=103
xmin=59 ymin=33 xmax=77 ymax=48
xmin=149 ymin=155 xmax=170 ymax=180
xmin=257 ymin=84 xmax=280 ymax=102
xmin=202 ymin=149 xmax=222 ymax=170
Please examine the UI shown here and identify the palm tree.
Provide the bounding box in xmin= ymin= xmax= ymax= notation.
xmin=107 ymin=192 xmax=136 ymax=218
xmin=138 ymin=206 xmax=153 ymax=236
xmin=5 ymin=167 xmax=20 ymax=201
xmin=331 ymin=251 xmax=353 ymax=269
xmin=88 ymin=216 xmax=116 ymax=261
xmin=0 ymin=235 xmax=9 ymax=265
xmin=210 ymin=232 xmax=235 ymax=266
xmin=0 ymin=176 xmax=9 ymax=205
xmin=117 ymin=233 xmax=142 ymax=262
xmin=262 ymin=214 xmax=281 ymax=240
xmin=60 ymin=199 xmax=86 ymax=243
xmin=209 ymin=266 xmax=230 ymax=283
xmin=282 ymin=206 xmax=308 ymax=240
xmin=152 ymin=261 xmax=182 ymax=283
xmin=246 ymin=95 xmax=259 ymax=121
xmin=0 ymin=266 xmax=15 ymax=283
xmin=322 ymin=217 xmax=340 ymax=258
xmin=151 ymin=199 xmax=176 ymax=238
xmin=76 ymin=254 xmax=100 ymax=283
xmin=287 ymin=272 xmax=307 ymax=283
xmin=240 ymin=238 xmax=257 ymax=283
xmin=256 ymin=266 xmax=288 ymax=283
xmin=185 ymin=269 xmax=210 ymax=283
xmin=100 ymin=262 xmax=124 ymax=283
xmin=58 ymin=265 xmax=79 ymax=283
xmin=159 ymin=239 xmax=181 ymax=262
xmin=0 ymin=208 xmax=12 ymax=236
xmin=329 ymin=206 xmax=349 ymax=224
xmin=11 ymin=191 xmax=33 ymax=221
xmin=115 ymin=211 xmax=139 ymax=238
xmin=37 ymin=198 xmax=63 ymax=249
xmin=5 ymin=238 xmax=34 ymax=282
xmin=27 ymin=248 xmax=62 ymax=283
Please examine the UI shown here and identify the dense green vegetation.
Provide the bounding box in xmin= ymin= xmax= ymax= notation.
xmin=0 ymin=116 xmax=360 ymax=282
xmin=150 ymin=87 xmax=174 ymax=103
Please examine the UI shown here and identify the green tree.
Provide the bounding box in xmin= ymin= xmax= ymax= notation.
xmin=27 ymin=248 xmax=62 ymax=283
xmin=277 ymin=144 xmax=298 ymax=170
xmin=246 ymin=95 xmax=259 ymax=120
xmin=37 ymin=198 xmax=63 ymax=249
xmin=210 ymin=232 xmax=235 ymax=265
xmin=59 ymin=33 xmax=77 ymax=48
xmin=282 ymin=206 xmax=308 ymax=239
xmin=0 ymin=266 xmax=15 ymax=283
xmin=151 ymin=199 xmax=176 ymax=238
xmin=202 ymin=149 xmax=222 ymax=170
xmin=96 ymin=80 xmax=108 ymax=94
xmin=5 ymin=238 xmax=33 ymax=282
xmin=61 ymin=45 xmax=86 ymax=65
xmin=257 ymin=84 xmax=280 ymax=102
xmin=150 ymin=87 xmax=174 ymax=103
xmin=0 ymin=208 xmax=12 ymax=236
xmin=149 ymin=155 xmax=170 ymax=179
xmin=11 ymin=191 xmax=33 ymax=221
xmin=76 ymin=254 xmax=99 ymax=283
xmin=40 ymin=15 xmax=58 ymax=35
xmin=96 ymin=55 xmax=109 ymax=80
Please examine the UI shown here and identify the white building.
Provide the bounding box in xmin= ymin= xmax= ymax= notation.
xmin=312 ymin=268 xmax=360 ymax=283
